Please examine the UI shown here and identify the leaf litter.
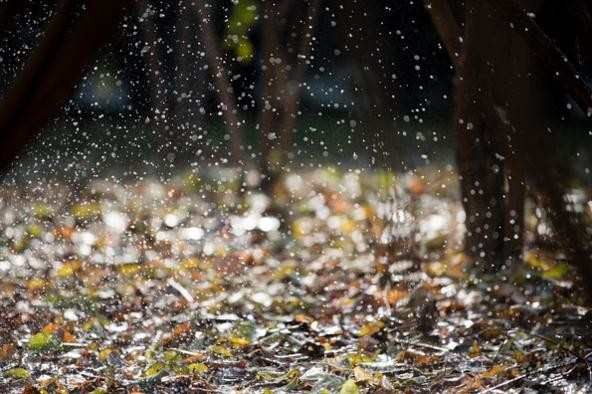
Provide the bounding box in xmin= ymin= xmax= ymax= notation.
xmin=0 ymin=167 xmax=590 ymax=393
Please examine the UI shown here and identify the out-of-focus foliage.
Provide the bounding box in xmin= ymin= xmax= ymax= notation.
xmin=224 ymin=0 xmax=258 ymax=62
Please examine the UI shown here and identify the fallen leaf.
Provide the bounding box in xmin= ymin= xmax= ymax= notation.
xmin=468 ymin=340 xmax=481 ymax=358
xmin=187 ymin=363 xmax=208 ymax=374
xmin=340 ymin=379 xmax=360 ymax=394
xmin=28 ymin=332 xmax=60 ymax=352
xmin=3 ymin=367 xmax=30 ymax=379
xmin=358 ymin=321 xmax=384 ymax=337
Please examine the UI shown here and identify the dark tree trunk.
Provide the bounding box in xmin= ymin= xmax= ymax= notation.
xmin=0 ymin=0 xmax=132 ymax=174
xmin=0 ymin=0 xmax=28 ymax=34
xmin=338 ymin=0 xmax=397 ymax=169
xmin=136 ymin=1 xmax=170 ymax=161
xmin=256 ymin=0 xmax=321 ymax=194
xmin=428 ymin=0 xmax=512 ymax=271
xmin=455 ymin=0 xmax=592 ymax=290
xmin=257 ymin=1 xmax=284 ymax=192
xmin=454 ymin=85 xmax=507 ymax=271
xmin=277 ymin=0 xmax=321 ymax=157
xmin=197 ymin=2 xmax=246 ymax=167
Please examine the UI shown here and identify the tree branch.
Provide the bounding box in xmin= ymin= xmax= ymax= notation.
xmin=424 ymin=0 xmax=462 ymax=67
xmin=490 ymin=0 xmax=592 ymax=115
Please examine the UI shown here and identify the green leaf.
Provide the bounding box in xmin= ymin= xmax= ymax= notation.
xmin=33 ymin=202 xmax=54 ymax=220
xmin=163 ymin=350 xmax=180 ymax=362
xmin=144 ymin=362 xmax=166 ymax=378
xmin=224 ymin=0 xmax=257 ymax=62
xmin=542 ymin=263 xmax=570 ymax=280
xmin=3 ymin=367 xmax=30 ymax=379
xmin=28 ymin=332 xmax=60 ymax=352
xmin=340 ymin=379 xmax=360 ymax=394
xmin=26 ymin=224 xmax=43 ymax=238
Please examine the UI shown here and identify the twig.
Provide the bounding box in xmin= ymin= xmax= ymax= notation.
xmin=61 ymin=342 xmax=87 ymax=348
xmin=478 ymin=360 xmax=576 ymax=393
xmin=383 ymin=282 xmax=392 ymax=315
xmin=167 ymin=278 xmax=195 ymax=304
xmin=166 ymin=347 xmax=205 ymax=357
xmin=529 ymin=332 xmax=590 ymax=368
xmin=389 ymin=337 xmax=449 ymax=353
xmin=540 ymin=363 xmax=578 ymax=385
xmin=478 ymin=372 xmax=528 ymax=393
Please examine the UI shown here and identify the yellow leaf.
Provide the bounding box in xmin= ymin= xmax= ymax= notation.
xmin=291 ymin=219 xmax=309 ymax=239
xmin=482 ymin=364 xmax=506 ymax=379
xmin=179 ymin=258 xmax=200 ymax=271
xmin=118 ymin=263 xmax=142 ymax=276
xmin=27 ymin=278 xmax=48 ymax=293
xmin=513 ymin=351 xmax=526 ymax=363
xmin=353 ymin=366 xmax=374 ymax=382
xmin=236 ymin=39 xmax=254 ymax=62
xmin=286 ymin=368 xmax=301 ymax=380
xmin=340 ymin=379 xmax=360 ymax=394
xmin=273 ymin=260 xmax=296 ymax=280
xmin=164 ymin=350 xmax=180 ymax=362
xmin=187 ymin=363 xmax=208 ymax=374
xmin=542 ymin=263 xmax=570 ymax=280
xmin=71 ymin=201 xmax=102 ymax=220
xmin=524 ymin=250 xmax=554 ymax=271
xmin=358 ymin=321 xmax=384 ymax=337
xmin=346 ymin=353 xmax=375 ymax=367
xmin=340 ymin=219 xmax=356 ymax=234
xmin=57 ymin=260 xmax=82 ymax=278
xmin=229 ymin=336 xmax=251 ymax=348
xmin=211 ymin=345 xmax=232 ymax=358
xmin=468 ymin=340 xmax=481 ymax=358
xmin=98 ymin=348 xmax=112 ymax=362
xmin=427 ymin=261 xmax=447 ymax=277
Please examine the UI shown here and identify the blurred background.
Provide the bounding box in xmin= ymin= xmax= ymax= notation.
xmin=0 ymin=0 xmax=590 ymax=187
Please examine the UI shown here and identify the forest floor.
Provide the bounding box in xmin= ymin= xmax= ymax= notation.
xmin=0 ymin=167 xmax=591 ymax=393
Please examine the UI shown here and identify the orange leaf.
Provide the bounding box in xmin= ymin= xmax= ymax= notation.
xmin=387 ymin=289 xmax=409 ymax=305
xmin=42 ymin=323 xmax=59 ymax=334
xmin=63 ymin=330 xmax=76 ymax=342
xmin=0 ymin=343 xmax=15 ymax=361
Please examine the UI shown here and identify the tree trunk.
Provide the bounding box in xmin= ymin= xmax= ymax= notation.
xmin=430 ymin=0 xmax=509 ymax=271
xmin=277 ymin=0 xmax=321 ymax=157
xmin=459 ymin=0 xmax=592 ymax=290
xmin=257 ymin=0 xmax=321 ymax=193
xmin=257 ymin=2 xmax=284 ymax=192
xmin=0 ymin=0 xmax=28 ymax=35
xmin=136 ymin=1 xmax=170 ymax=161
xmin=197 ymin=2 xmax=246 ymax=166
xmin=454 ymin=86 xmax=506 ymax=271
xmin=0 ymin=0 xmax=132 ymax=174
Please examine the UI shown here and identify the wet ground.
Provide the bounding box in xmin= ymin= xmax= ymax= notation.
xmin=0 ymin=168 xmax=591 ymax=393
